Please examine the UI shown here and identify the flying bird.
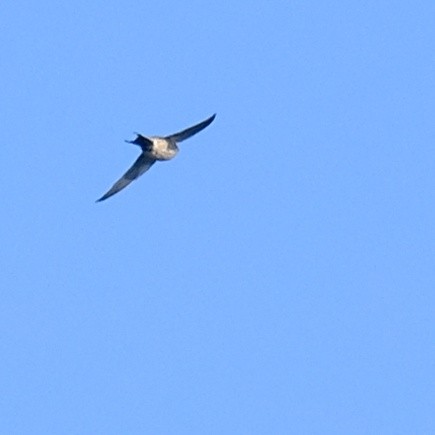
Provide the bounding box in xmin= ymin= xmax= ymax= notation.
xmin=96 ymin=114 xmax=216 ymax=202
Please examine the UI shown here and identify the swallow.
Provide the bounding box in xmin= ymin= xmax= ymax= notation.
xmin=96 ymin=114 xmax=216 ymax=202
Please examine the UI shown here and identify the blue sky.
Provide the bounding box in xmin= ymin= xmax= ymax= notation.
xmin=1 ymin=1 xmax=434 ymax=433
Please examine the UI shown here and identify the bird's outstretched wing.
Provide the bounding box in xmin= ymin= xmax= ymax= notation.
xmin=166 ymin=114 xmax=216 ymax=143
xmin=96 ymin=154 xmax=155 ymax=202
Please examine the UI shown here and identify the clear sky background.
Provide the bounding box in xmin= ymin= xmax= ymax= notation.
xmin=1 ymin=1 xmax=434 ymax=434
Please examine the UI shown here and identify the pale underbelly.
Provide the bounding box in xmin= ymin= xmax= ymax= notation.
xmin=152 ymin=148 xmax=178 ymax=160
xmin=150 ymin=138 xmax=179 ymax=160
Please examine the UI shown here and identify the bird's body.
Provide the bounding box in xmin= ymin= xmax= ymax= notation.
xmin=147 ymin=137 xmax=179 ymax=160
xmin=96 ymin=114 xmax=215 ymax=202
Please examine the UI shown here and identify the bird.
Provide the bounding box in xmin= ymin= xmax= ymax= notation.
xmin=96 ymin=114 xmax=216 ymax=202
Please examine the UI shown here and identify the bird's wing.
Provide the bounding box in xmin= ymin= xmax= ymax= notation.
xmin=166 ymin=114 xmax=216 ymax=143
xmin=96 ymin=154 xmax=155 ymax=202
